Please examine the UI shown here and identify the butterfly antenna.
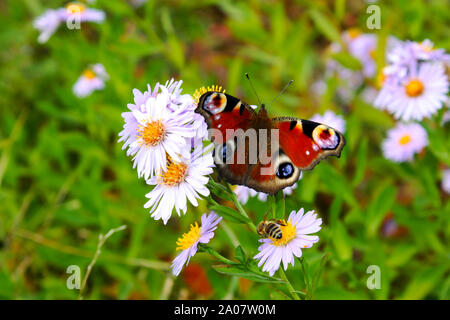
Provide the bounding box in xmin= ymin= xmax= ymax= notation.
xmin=268 ymin=80 xmax=294 ymax=107
xmin=245 ymin=73 xmax=262 ymax=106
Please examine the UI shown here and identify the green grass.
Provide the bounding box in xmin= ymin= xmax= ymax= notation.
xmin=0 ymin=0 xmax=449 ymax=300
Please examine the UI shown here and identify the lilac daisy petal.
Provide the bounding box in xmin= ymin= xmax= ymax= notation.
xmin=171 ymin=212 xmax=222 ymax=276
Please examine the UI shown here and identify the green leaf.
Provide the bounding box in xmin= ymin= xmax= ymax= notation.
xmin=212 ymin=264 xmax=284 ymax=283
xmin=207 ymin=180 xmax=234 ymax=202
xmin=309 ymin=252 xmax=330 ymax=299
xmin=333 ymin=222 xmax=352 ymax=261
xmin=400 ymin=266 xmax=447 ymax=299
xmin=235 ymin=245 xmax=246 ymax=264
xmin=209 ymin=203 xmax=251 ymax=224
xmin=366 ymin=185 xmax=397 ymax=237
xmin=308 ymin=9 xmax=341 ymax=43
xmin=299 ymin=258 xmax=312 ymax=299
xmin=352 ymin=138 xmax=368 ymax=186
xmin=331 ymin=51 xmax=362 ymax=70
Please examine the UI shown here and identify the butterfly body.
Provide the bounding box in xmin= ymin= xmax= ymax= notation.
xmin=196 ymin=91 xmax=345 ymax=195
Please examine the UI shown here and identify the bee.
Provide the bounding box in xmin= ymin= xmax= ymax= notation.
xmin=257 ymin=219 xmax=287 ymax=239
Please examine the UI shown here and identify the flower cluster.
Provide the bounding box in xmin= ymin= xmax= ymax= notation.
xmin=33 ymin=2 xmax=105 ymax=43
xmin=375 ymin=39 xmax=449 ymax=121
xmin=119 ymin=79 xmax=214 ymax=225
xmin=376 ymin=39 xmax=449 ymax=164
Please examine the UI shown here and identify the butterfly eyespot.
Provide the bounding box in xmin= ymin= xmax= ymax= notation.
xmin=214 ymin=139 xmax=235 ymax=164
xmin=276 ymin=162 xmax=294 ymax=179
xmin=312 ymin=125 xmax=339 ymax=150
xmin=203 ymin=93 xmax=227 ymax=115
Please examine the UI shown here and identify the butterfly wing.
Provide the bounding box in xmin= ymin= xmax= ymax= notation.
xmin=272 ymin=117 xmax=346 ymax=170
xmin=245 ymin=117 xmax=345 ymax=194
xmin=196 ymin=91 xmax=257 ymax=185
xmin=196 ymin=91 xmax=346 ymax=195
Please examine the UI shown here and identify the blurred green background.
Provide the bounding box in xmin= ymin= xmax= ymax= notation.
xmin=0 ymin=0 xmax=449 ymax=299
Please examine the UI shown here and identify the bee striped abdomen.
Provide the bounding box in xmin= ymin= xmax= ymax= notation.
xmin=266 ymin=223 xmax=282 ymax=239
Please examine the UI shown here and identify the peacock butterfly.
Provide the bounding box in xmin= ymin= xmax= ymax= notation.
xmin=195 ymin=89 xmax=345 ymax=195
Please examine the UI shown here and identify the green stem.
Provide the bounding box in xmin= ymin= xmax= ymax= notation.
xmin=199 ymin=244 xmax=237 ymax=265
xmin=224 ymin=182 xmax=258 ymax=233
xmin=270 ymin=195 xmax=276 ymax=219
xmin=278 ymin=268 xmax=301 ymax=300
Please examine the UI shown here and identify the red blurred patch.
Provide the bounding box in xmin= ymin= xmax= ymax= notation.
xmin=239 ymin=277 xmax=252 ymax=296
xmin=183 ymin=263 xmax=213 ymax=297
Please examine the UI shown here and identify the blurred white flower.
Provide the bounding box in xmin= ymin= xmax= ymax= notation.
xmin=33 ymin=9 xmax=62 ymax=43
xmin=73 ymin=63 xmax=109 ymax=98
xmin=234 ymin=180 xmax=300 ymax=204
xmin=33 ymin=3 xmax=105 ymax=43
xmin=310 ymin=111 xmax=346 ymax=133
xmin=234 ymin=185 xmax=258 ymax=204
xmin=58 ymin=3 xmax=105 ymax=24
xmin=382 ymin=123 xmax=428 ymax=163
xmin=442 ymin=169 xmax=450 ymax=194
xmin=254 ymin=208 xmax=322 ymax=276
xmin=343 ymin=30 xmax=377 ymax=78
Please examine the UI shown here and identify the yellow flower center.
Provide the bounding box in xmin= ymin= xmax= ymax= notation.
xmin=419 ymin=42 xmax=433 ymax=52
xmin=405 ymin=79 xmax=424 ymax=97
xmin=66 ymin=3 xmax=86 ymax=14
xmin=376 ymin=71 xmax=387 ymax=88
xmin=138 ymin=120 xmax=165 ymax=147
xmin=83 ymin=69 xmax=96 ymax=80
xmin=271 ymin=220 xmax=297 ymax=247
xmin=399 ymin=134 xmax=411 ymax=145
xmin=347 ymin=28 xmax=361 ymax=39
xmin=176 ymin=222 xmax=201 ymax=250
xmin=192 ymin=85 xmax=226 ymax=106
xmin=158 ymin=157 xmax=188 ymax=186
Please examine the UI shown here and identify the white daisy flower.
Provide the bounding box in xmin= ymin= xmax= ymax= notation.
xmin=118 ymin=84 xmax=159 ymax=152
xmin=254 ymin=208 xmax=322 ymax=276
xmin=411 ymin=39 xmax=450 ymax=62
xmin=171 ymin=212 xmax=222 ymax=276
xmin=144 ymin=145 xmax=214 ymax=224
xmin=33 ymin=3 xmax=105 ymax=43
xmin=375 ymin=62 xmax=448 ymax=121
xmin=122 ymin=82 xmax=198 ymax=179
xmin=310 ymin=111 xmax=346 ymax=133
xmin=234 ymin=185 xmax=258 ymax=204
xmin=382 ymin=123 xmax=428 ymax=163
xmin=58 ymin=2 xmax=105 ymax=24
xmin=73 ymin=63 xmax=108 ymax=98
xmin=442 ymin=169 xmax=450 ymax=194
xmin=442 ymin=110 xmax=450 ymax=125
xmin=33 ymin=9 xmax=62 ymax=43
